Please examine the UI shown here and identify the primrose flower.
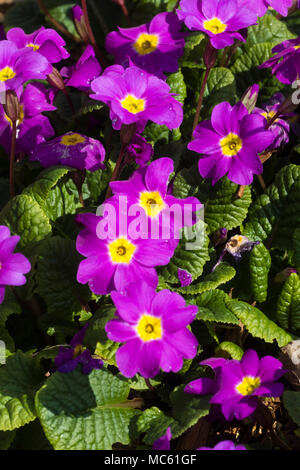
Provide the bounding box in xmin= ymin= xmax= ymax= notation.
xmin=259 ymin=37 xmax=300 ymax=85
xmin=105 ymin=12 xmax=185 ymax=79
xmin=197 ymin=440 xmax=247 ymax=450
xmin=188 ymin=101 xmax=274 ymax=185
xmin=76 ymin=198 xmax=178 ymax=295
xmin=30 ymin=132 xmax=106 ymax=171
xmin=6 ymin=26 xmax=70 ymax=63
xmin=253 ymin=97 xmax=290 ymax=151
xmin=177 ymin=0 xmax=257 ymax=50
xmin=61 ymin=45 xmax=102 ymax=92
xmin=0 ymin=40 xmax=51 ymax=93
xmin=0 ymin=83 xmax=55 ymax=154
xmin=178 ymin=268 xmax=193 ymax=287
xmin=90 ymin=64 xmax=183 ymax=130
xmin=105 ymin=282 xmax=198 ymax=378
xmin=238 ymin=0 xmax=293 ymax=17
xmin=0 ymin=225 xmax=31 ymax=304
xmin=209 ymin=349 xmax=286 ymax=421
xmin=54 ymin=324 xmax=103 ymax=374
xmin=185 ymin=357 xmax=227 ymax=396
xmin=109 ymin=157 xmax=202 ymax=237
xmin=153 ymin=427 xmax=172 ymax=450
xmin=125 ymin=133 xmax=153 ymax=166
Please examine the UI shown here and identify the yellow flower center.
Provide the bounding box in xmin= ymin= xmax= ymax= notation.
xmin=121 ymin=95 xmax=145 ymax=114
xmin=61 ymin=133 xmax=86 ymax=146
xmin=108 ymin=238 xmax=136 ymax=264
xmin=261 ymin=110 xmax=277 ymax=123
xmin=236 ymin=376 xmax=261 ymax=396
xmin=133 ymin=33 xmax=159 ymax=55
xmin=219 ymin=133 xmax=243 ymax=157
xmin=294 ymin=45 xmax=300 ymax=50
xmin=0 ymin=66 xmax=16 ymax=82
xmin=73 ymin=344 xmax=84 ymax=358
xmin=139 ymin=191 xmax=165 ymax=218
xmin=136 ymin=314 xmax=162 ymax=342
xmin=5 ymin=104 xmax=24 ymax=128
xmin=203 ymin=18 xmax=227 ymax=35
xmin=26 ymin=43 xmax=40 ymax=51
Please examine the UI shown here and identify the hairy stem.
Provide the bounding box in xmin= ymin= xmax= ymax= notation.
xmin=9 ymin=121 xmax=17 ymax=199
xmin=105 ymin=146 xmax=125 ymax=199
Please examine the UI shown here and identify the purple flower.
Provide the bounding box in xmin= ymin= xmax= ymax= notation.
xmin=61 ymin=45 xmax=101 ymax=92
xmin=125 ymin=133 xmax=153 ymax=166
xmin=54 ymin=324 xmax=103 ymax=374
xmin=238 ymin=0 xmax=293 ymax=17
xmin=0 ymin=40 xmax=51 ymax=93
xmin=105 ymin=12 xmax=185 ymax=79
xmin=153 ymin=427 xmax=172 ymax=450
xmin=30 ymin=132 xmax=106 ymax=171
xmin=177 ymin=0 xmax=257 ymax=50
xmin=188 ymin=101 xmax=274 ymax=185
xmin=109 ymin=157 xmax=202 ymax=237
xmin=76 ymin=197 xmax=178 ymax=295
xmin=213 ymin=235 xmax=260 ymax=271
xmin=90 ymin=64 xmax=183 ymax=130
xmin=185 ymin=357 xmax=227 ymax=396
xmin=209 ymin=349 xmax=286 ymax=421
xmin=0 ymin=225 xmax=31 ymax=303
xmin=259 ymin=37 xmax=300 ymax=85
xmin=197 ymin=440 xmax=247 ymax=450
xmin=6 ymin=26 xmax=70 ymax=63
xmin=73 ymin=5 xmax=84 ymax=21
xmin=178 ymin=268 xmax=193 ymax=287
xmin=253 ymin=99 xmax=290 ymax=151
xmin=0 ymin=83 xmax=55 ymax=154
xmin=105 ymin=282 xmax=198 ymax=378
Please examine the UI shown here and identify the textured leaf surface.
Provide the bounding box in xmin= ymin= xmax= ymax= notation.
xmin=277 ymin=273 xmax=300 ymax=332
xmin=215 ymin=342 xmax=244 ymax=360
xmin=177 ymin=263 xmax=236 ymax=295
xmin=194 ymin=290 xmax=239 ymax=325
xmin=249 ymin=243 xmax=271 ymax=303
xmin=36 ymin=368 xmax=141 ymax=450
xmin=246 ymin=13 xmax=296 ymax=46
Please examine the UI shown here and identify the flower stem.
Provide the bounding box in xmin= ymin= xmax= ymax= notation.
xmin=145 ymin=378 xmax=156 ymax=392
xmin=9 ymin=121 xmax=17 ymax=199
xmin=105 ymin=145 xmax=125 ymax=199
xmin=81 ymin=0 xmax=107 ymax=66
xmin=192 ymin=67 xmax=211 ymax=137
xmin=235 ymin=184 xmax=246 ymax=199
xmin=37 ymin=0 xmax=81 ymax=43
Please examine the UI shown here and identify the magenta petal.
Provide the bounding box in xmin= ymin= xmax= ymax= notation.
xmin=240 ymin=349 xmax=259 ymax=377
xmin=184 ymin=378 xmax=216 ymax=395
xmin=105 ymin=319 xmax=137 ymax=342
xmin=116 ymin=339 xmax=143 ymax=378
xmin=0 ymin=286 xmax=5 ymax=304
xmin=145 ymin=157 xmax=173 ymax=196
xmin=159 ymin=341 xmax=183 ymax=373
xmin=165 ymin=328 xmax=198 ymax=359
xmin=110 ymin=290 xmax=142 ymax=323
xmin=138 ymin=341 xmax=162 ymax=378
xmin=3 ymin=253 xmax=31 ymax=274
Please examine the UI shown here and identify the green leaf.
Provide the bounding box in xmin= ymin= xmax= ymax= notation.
xmin=0 ymin=430 xmax=16 ymax=450
xmin=0 ymin=195 xmax=52 ymax=248
xmin=180 ymin=32 xmax=206 ymax=68
xmin=0 ymin=352 xmax=44 ymax=431
xmin=166 ymin=69 xmax=187 ymax=104
xmin=160 ymin=221 xmax=210 ymax=284
xmin=277 ymin=273 xmax=300 ymax=332
xmin=143 ymin=122 xmax=169 ymax=144
xmin=243 ymin=165 xmax=300 ymax=244
xmin=204 ymin=178 xmax=251 ymax=234
xmin=177 ymin=262 xmax=236 ymax=295
xmin=36 ymin=368 xmax=141 ymax=450
xmin=4 ymin=0 xmax=44 ymax=33
xmin=194 ymin=290 xmax=239 ymax=325
xmin=203 ymin=67 xmax=237 ymax=114
xmin=226 ymin=299 xmax=293 ymax=347
xmin=43 ymin=0 xmax=78 ymax=37
xmin=246 ymin=13 xmax=296 ymax=47
xmin=293 ymin=228 xmax=300 ymax=271
xmin=35 ymin=237 xmax=92 ymax=317
xmin=215 ymin=342 xmax=244 ymax=360
xmin=249 ymin=243 xmax=271 ymax=303
xmin=283 ymin=391 xmax=300 ymax=426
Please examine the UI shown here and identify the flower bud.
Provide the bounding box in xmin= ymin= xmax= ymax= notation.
xmin=47 ymin=66 xmax=65 ymax=91
xmin=3 ymin=90 xmax=19 ymax=124
xmin=203 ymin=41 xmax=218 ymax=70
xmin=72 ymin=5 xmax=89 ymax=43
xmin=241 ymin=84 xmax=259 ymax=113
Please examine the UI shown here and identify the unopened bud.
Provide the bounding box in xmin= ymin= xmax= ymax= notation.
xmin=203 ymin=41 xmax=218 ymax=70
xmin=3 ymin=90 xmax=19 ymax=123
xmin=72 ymin=5 xmax=89 ymax=43
xmin=47 ymin=67 xmax=65 ymax=91
xmin=241 ymin=84 xmax=259 ymax=113
xmin=274 ymin=267 xmax=298 ymax=283
xmin=120 ymin=123 xmax=137 ymax=146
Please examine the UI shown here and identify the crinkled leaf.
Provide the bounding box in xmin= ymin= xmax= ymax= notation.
xmin=177 ymin=263 xmax=236 ymax=295
xmin=215 ymin=341 xmax=244 ymax=360
xmin=194 ymin=290 xmax=239 ymax=325
xmin=249 ymin=243 xmax=271 ymax=303
xmin=277 ymin=273 xmax=300 ymax=332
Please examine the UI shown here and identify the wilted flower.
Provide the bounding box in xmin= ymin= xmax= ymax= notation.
xmin=197 ymin=440 xmax=247 ymax=450
xmin=0 ymin=225 xmax=31 ymax=304
xmin=153 ymin=427 xmax=172 ymax=450
xmin=7 ymin=26 xmax=70 ymax=63
xmin=259 ymin=37 xmax=300 ymax=85
xmin=30 ymin=131 xmax=106 ymax=171
xmin=54 ymin=324 xmax=103 ymax=374
xmin=125 ymin=133 xmax=153 ymax=166
xmin=177 ymin=0 xmax=257 ymax=50
xmin=90 ymin=64 xmax=183 ymax=130
xmin=188 ymin=101 xmax=274 ymax=186
xmin=105 ymin=282 xmax=198 ymax=378
xmin=61 ymin=45 xmax=102 ymax=92
xmin=178 ymin=268 xmax=193 ymax=287
xmin=105 ymin=12 xmax=185 ymax=78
